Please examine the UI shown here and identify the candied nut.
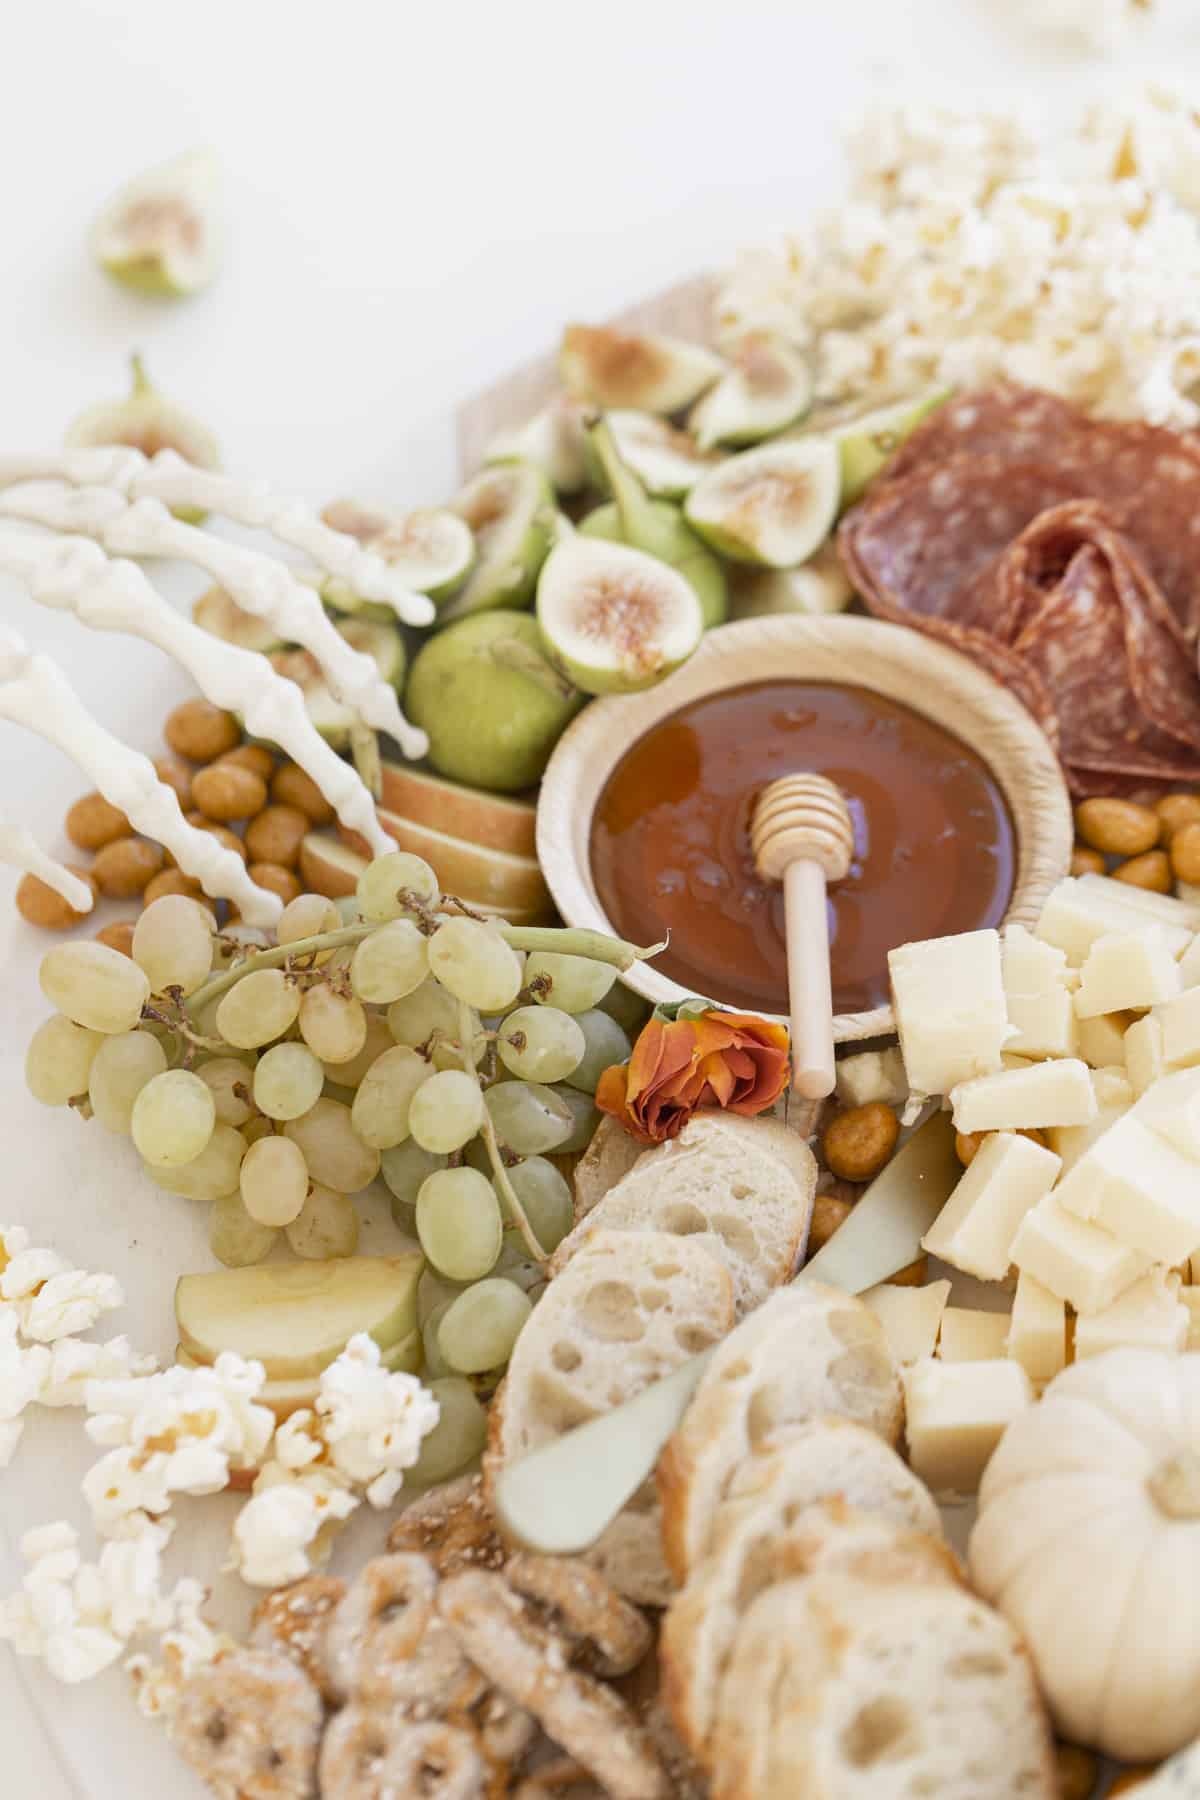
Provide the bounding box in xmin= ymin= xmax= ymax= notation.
xmin=143 ymin=867 xmax=204 ymax=906
xmin=246 ymin=805 xmax=308 ymax=869
xmin=955 ymin=1127 xmax=1047 ymax=1167
xmin=191 ymin=763 xmax=269 ymax=823
xmin=218 ymin=743 xmax=276 ymax=782
xmin=890 ymin=1255 xmax=928 ymax=1287
xmin=64 ymin=791 xmax=130 ymax=851
xmin=1069 ymin=844 xmax=1106 ymax=877
xmin=94 ymin=920 xmax=136 ymax=956
xmin=1155 ymin=793 xmax=1200 ymax=843
xmin=247 ymin=861 xmax=303 ymax=905
xmin=1112 ymin=850 xmax=1172 ymax=893
xmin=92 ymin=837 xmax=165 ymax=899
xmin=16 ymin=865 xmax=97 ymax=929
xmin=808 ymin=1191 xmax=854 ymax=1253
xmin=1074 ymin=797 xmax=1159 ymax=857
xmin=1054 ymin=1742 xmax=1099 ymax=1800
xmin=153 ymin=756 xmax=194 ymax=808
xmin=183 ymin=812 xmax=248 ymax=863
xmin=272 ymin=762 xmax=335 ymax=825
xmin=165 ymin=698 xmax=240 ymax=763
xmin=1170 ymin=822 xmax=1200 ymax=886
xmin=821 ymin=1101 xmax=899 ymax=1183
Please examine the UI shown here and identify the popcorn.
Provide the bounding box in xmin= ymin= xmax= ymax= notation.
xmin=229 ymin=1467 xmax=358 ymax=1588
xmin=19 ymin=1269 xmax=125 ymax=1343
xmin=315 ymin=1333 xmax=440 ymax=1508
xmin=39 ymin=1335 xmax=157 ymax=1408
xmin=0 ymin=1518 xmax=176 ymax=1684
xmin=126 ymin=1580 xmax=234 ymax=1721
xmin=0 ymin=1305 xmax=50 ymax=1466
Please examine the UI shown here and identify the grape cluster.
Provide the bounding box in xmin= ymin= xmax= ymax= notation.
xmin=25 ymin=852 xmax=644 ymax=1408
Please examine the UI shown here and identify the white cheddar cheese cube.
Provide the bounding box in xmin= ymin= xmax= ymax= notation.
xmin=1136 ymin=1077 xmax=1200 ymax=1163
xmin=950 ymin=1059 xmax=1096 ymax=1135
xmin=889 ymin=931 xmax=1009 ymax=1099
xmin=1010 ymin=1193 xmax=1150 ymax=1313
xmin=1075 ymin=1011 xmax=1130 ymax=1069
xmin=1125 ymin=1014 xmax=1165 ymax=1096
xmin=1078 ymin=872 xmax=1200 ymax=931
xmin=1073 ymin=1268 xmax=1188 ymax=1360
xmin=1047 ymin=1066 xmax=1133 ymax=1174
xmin=1007 ymin=1271 xmax=1066 ymax=1384
xmin=1178 ymin=932 xmax=1200 ymax=989
xmin=835 ymin=1047 xmax=908 ymax=1110
xmin=922 ymin=1131 xmax=1060 ymax=1281
xmin=1180 ymin=1286 xmax=1200 ymax=1350
xmin=1054 ymin=1115 xmax=1200 ymax=1265
xmin=1074 ymin=927 xmax=1182 ymax=1019
xmin=902 ymin=1357 xmax=1033 ymax=1495
xmin=937 ymin=1307 xmax=1011 ymax=1362
xmin=1002 ymin=924 xmax=1078 ymax=1060
xmin=862 ymin=1279 xmax=951 ymax=1365
xmin=1037 ymin=877 xmax=1194 ymax=964
xmin=1157 ymin=986 xmax=1200 ymax=1072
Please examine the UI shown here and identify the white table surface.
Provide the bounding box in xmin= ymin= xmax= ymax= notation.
xmin=1 ymin=3 xmax=1196 ymax=1793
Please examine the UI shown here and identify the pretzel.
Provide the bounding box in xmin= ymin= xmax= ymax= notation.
xmin=321 ymin=1552 xmax=440 ymax=1705
xmin=318 ymin=1707 xmax=484 ymax=1799
xmin=170 ymin=1648 xmax=322 ymax=1800
xmin=249 ymin=1574 xmax=345 ymax=1704
xmin=387 ymin=1474 xmax=508 ymax=1577
xmin=504 ymin=1553 xmax=652 ymax=1679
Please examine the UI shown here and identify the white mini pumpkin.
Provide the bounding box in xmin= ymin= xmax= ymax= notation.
xmin=969 ymin=1348 xmax=1200 ymax=1762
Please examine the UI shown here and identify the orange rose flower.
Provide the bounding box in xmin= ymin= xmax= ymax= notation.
xmin=595 ymin=1008 xmax=790 ymax=1145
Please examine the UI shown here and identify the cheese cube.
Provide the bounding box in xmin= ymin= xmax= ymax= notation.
xmin=902 ymin=1358 xmax=1033 ymax=1495
xmin=1055 ymin=1115 xmax=1200 ymax=1264
xmin=1002 ymin=924 xmax=1078 ymax=1060
xmin=862 ymin=1279 xmax=951 ymax=1365
xmin=1078 ymin=872 xmax=1200 ymax=932
xmin=1073 ymin=1268 xmax=1188 ymax=1360
xmin=922 ymin=1131 xmax=1060 ymax=1280
xmin=1157 ymin=986 xmax=1200 ymax=1072
xmin=889 ymin=931 xmax=1009 ymax=1099
xmin=1047 ymin=1066 xmax=1133 ymax=1174
xmin=1037 ymin=877 xmax=1194 ymax=964
xmin=1010 ymin=1193 xmax=1149 ymax=1313
xmin=950 ymin=1059 xmax=1096 ymax=1135
xmin=937 ymin=1307 xmax=1011 ymax=1362
xmin=1180 ymin=1286 xmax=1200 ymax=1350
xmin=1125 ymin=1014 xmax=1165 ymax=1097
xmin=1074 ymin=928 xmax=1182 ymax=1019
xmin=835 ymin=1047 xmax=908 ymax=1110
xmin=1007 ymin=1271 xmax=1066 ymax=1384
xmin=1178 ymin=932 xmax=1200 ymax=989
xmin=1136 ymin=1077 xmax=1200 ymax=1163
xmin=1075 ymin=1011 xmax=1130 ymax=1069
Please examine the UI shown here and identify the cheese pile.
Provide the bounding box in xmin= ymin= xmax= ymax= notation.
xmin=718 ymin=88 xmax=1200 ymax=427
xmin=864 ymin=871 xmax=1200 ymax=1497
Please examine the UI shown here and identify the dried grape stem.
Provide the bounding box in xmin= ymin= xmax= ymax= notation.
xmin=454 ymin=998 xmax=547 ymax=1265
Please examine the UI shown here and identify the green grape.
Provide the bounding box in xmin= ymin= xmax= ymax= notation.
xmin=437 ymin=1279 xmax=532 ymax=1374
xmin=389 ymin=1194 xmax=416 ymax=1236
xmin=253 ymin=1042 xmax=324 ymax=1121
xmin=300 ymin=982 xmax=368 ymax=1066
xmin=380 ymin=1139 xmax=447 ymax=1209
xmin=497 ymin=1005 xmax=585 ymax=1084
xmin=415 ymin=1167 xmax=502 ymax=1281
xmin=283 ymin=1097 xmax=379 ymax=1192
xmin=565 ymin=1009 xmax=632 ymax=1094
xmin=25 ymin=1014 xmax=104 ymax=1107
xmin=335 ymin=895 xmax=362 ymax=925
xmin=196 ymin=1055 xmax=257 ymax=1127
xmin=319 ymin=1010 xmax=393 ymax=1087
xmin=418 ymin=1266 xmax=468 ymax=1326
xmin=357 ymin=850 xmax=439 ymax=923
xmin=350 ymin=1046 xmax=433 ymax=1150
xmin=131 ymin=895 xmax=214 ymax=998
xmin=209 ymin=1192 xmax=277 ymax=1267
xmin=88 ymin=1029 xmax=168 ymax=1132
xmin=427 ymin=918 xmax=522 ymax=1013
xmin=39 ymin=941 xmax=150 ymax=1035
xmin=409 ymin=1376 xmax=488 ymax=1484
xmin=422 ymin=1297 xmax=455 ymax=1379
xmin=387 ymin=977 xmax=463 ymax=1050
xmin=277 ymin=892 xmax=340 ymax=948
xmin=149 ymin=1123 xmax=245 ymax=1201
xmin=216 ymin=969 xmax=301 ymax=1050
xmin=547 ymin=1084 xmax=601 ymax=1153
xmin=597 ymin=979 xmax=650 ymax=1036
xmin=350 ymin=919 xmax=429 ymax=1005
xmin=484 ymin=1081 xmax=573 ymax=1156
xmin=240 ymin=1133 xmax=309 ymax=1226
xmin=505 ymin=1156 xmax=573 ymax=1253
xmin=284 ymin=1182 xmax=359 ymax=1259
xmin=523 ymin=951 xmax=616 ymax=1015
xmin=242 ymin=1112 xmax=276 ymax=1148
xmin=408 ymin=1070 xmax=485 ymax=1154
xmin=495 ymin=1232 xmax=551 ymax=1293
xmin=131 ymin=1069 xmax=216 ymax=1167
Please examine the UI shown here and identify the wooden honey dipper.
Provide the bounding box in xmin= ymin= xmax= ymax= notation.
xmin=750 ymin=773 xmax=854 ymax=1100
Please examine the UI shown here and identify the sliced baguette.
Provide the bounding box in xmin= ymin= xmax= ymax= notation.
xmin=298 ymin=830 xmax=549 ymax=926
xmin=378 ymin=760 xmax=537 ymax=857
xmin=484 ymin=1229 xmax=735 ymax=1606
xmin=710 ymin=1574 xmax=1055 ymax=1800
xmin=573 ymin=1115 xmax=645 ymax=1221
xmin=550 ymin=1116 xmax=815 ymax=1318
xmin=657 ymin=1283 xmax=903 ymax=1584
xmin=338 ymin=808 xmax=552 ymax=916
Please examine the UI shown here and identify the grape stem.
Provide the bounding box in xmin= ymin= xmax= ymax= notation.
xmin=454 ymin=997 xmax=548 ymax=1266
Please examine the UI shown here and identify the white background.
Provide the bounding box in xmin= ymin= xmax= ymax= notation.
xmin=1 ymin=2 xmax=1198 ymax=1793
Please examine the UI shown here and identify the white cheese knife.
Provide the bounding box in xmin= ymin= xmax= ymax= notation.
xmin=493 ymin=1109 xmax=958 ymax=1553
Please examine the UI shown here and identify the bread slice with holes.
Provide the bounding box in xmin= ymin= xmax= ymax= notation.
xmin=551 ymin=1114 xmax=816 ymax=1318
xmin=657 ymin=1283 xmax=903 ymax=1584
xmin=709 ymin=1574 xmax=1055 ymax=1800
xmin=573 ymin=1115 xmax=645 ymax=1221
xmin=483 ymin=1229 xmax=735 ymax=1606
xmin=572 ymin=1109 xmax=815 ymax=1231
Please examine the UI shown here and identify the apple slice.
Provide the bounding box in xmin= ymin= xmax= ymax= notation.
xmin=377 ymin=761 xmax=537 ymax=858
xmin=338 ymin=809 xmax=551 ymax=918
xmin=177 ymin=1327 xmax=423 ymax=1420
xmin=299 ymin=831 xmax=554 ymax=927
xmin=175 ymin=1253 xmax=422 ymax=1381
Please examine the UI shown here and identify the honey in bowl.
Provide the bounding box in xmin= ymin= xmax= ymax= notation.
xmin=590 ymin=680 xmax=1016 ymax=1016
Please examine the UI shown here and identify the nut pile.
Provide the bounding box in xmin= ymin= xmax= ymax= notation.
xmin=1071 ymin=795 xmax=1200 ymax=893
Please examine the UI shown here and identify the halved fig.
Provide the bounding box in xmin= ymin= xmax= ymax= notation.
xmin=193 ymin=585 xmax=286 ymax=654
xmin=826 ymin=386 xmax=952 ymax=506
xmin=484 ymin=396 xmax=590 ymax=495
xmin=603 ymin=410 xmax=723 ymax=498
xmin=559 ymin=324 xmax=725 ymax=415
xmin=729 ymin=542 xmax=854 ymax=620
xmin=90 ymin=149 xmax=220 ymax=298
xmin=269 ymin=619 xmax=405 ymax=748
xmin=439 ymin=463 xmax=557 ymax=624
xmin=688 ymin=331 xmax=813 ymax=448
xmin=66 ymin=355 xmax=220 ymax=522
xmin=684 ymin=438 xmax=840 ymax=567
xmin=320 ymin=499 xmax=476 ymax=606
xmin=536 ymin=538 xmax=702 ymax=696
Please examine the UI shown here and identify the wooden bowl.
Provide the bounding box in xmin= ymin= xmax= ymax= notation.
xmin=536 ymin=615 xmax=1073 ymax=1043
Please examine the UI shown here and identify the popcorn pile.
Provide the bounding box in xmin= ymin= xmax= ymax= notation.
xmin=718 ymin=88 xmax=1200 ymax=427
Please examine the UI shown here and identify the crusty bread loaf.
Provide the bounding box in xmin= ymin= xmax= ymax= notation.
xmin=663 ymin=1492 xmax=957 ymax=1758
xmin=573 ymin=1115 xmax=644 ymax=1221
xmin=484 ymin=1230 xmax=735 ymax=1606
xmin=552 ymin=1114 xmax=815 ymax=1318
xmin=657 ymin=1283 xmax=903 ymax=1583
xmin=709 ymin=1574 xmax=1056 ymax=1800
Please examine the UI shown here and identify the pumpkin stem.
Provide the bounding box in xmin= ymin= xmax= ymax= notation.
xmin=1148 ymin=1448 xmax=1200 ymax=1519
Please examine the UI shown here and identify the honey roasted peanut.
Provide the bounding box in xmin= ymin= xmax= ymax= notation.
xmin=16 ymin=866 xmax=97 ymax=929
xmin=821 ymin=1101 xmax=899 ymax=1183
xmin=245 ymin=805 xmax=308 ymax=870
xmin=271 ymin=762 xmax=335 ymax=825
xmin=64 ymin=791 xmax=131 ymax=852
xmin=183 ymin=813 xmax=249 ymax=865
xmin=1170 ymin=822 xmax=1200 ymax=886
xmin=94 ymin=920 xmax=136 ymax=956
xmin=164 ymin=698 xmax=240 ymax=764
xmin=217 ymin=744 xmax=276 ymax=783
xmin=92 ymin=836 xmax=165 ymax=899
xmin=143 ymin=867 xmax=206 ymax=906
xmin=1053 ymin=1743 xmax=1099 ymax=1800
xmin=956 ymin=1127 xmax=1048 ymax=1167
xmin=1111 ymin=850 xmax=1172 ymax=894
xmin=808 ymin=1191 xmax=854 ymax=1254
xmin=1074 ymin=798 xmax=1160 ymax=857
xmin=153 ymin=757 xmax=194 ymax=809
xmin=1069 ymin=845 xmax=1106 ymax=877
xmin=247 ymin=861 xmax=303 ymax=905
xmin=191 ymin=763 xmax=269 ymax=824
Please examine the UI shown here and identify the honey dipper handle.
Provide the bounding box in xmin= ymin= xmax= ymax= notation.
xmin=784 ymin=857 xmax=836 ymax=1099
